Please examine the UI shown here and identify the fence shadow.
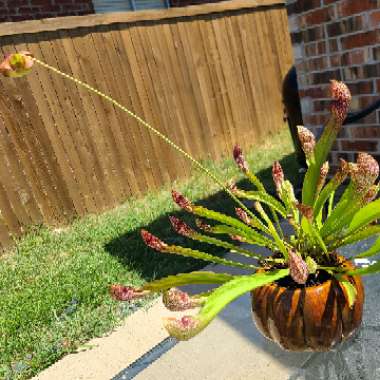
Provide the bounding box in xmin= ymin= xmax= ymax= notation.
xmin=104 ymin=152 xmax=300 ymax=282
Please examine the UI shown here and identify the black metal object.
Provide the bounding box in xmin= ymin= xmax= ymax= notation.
xmin=112 ymin=337 xmax=178 ymax=380
xmin=282 ymin=65 xmax=380 ymax=172
xmin=282 ymin=66 xmax=306 ymax=170
xmin=344 ymin=98 xmax=380 ymax=125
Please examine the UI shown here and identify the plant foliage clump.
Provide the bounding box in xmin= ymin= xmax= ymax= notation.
xmin=2 ymin=52 xmax=380 ymax=342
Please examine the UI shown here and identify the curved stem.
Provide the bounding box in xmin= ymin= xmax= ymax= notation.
xmin=33 ymin=58 xmax=255 ymax=219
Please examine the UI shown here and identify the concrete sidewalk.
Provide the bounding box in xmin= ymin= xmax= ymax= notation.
xmin=34 ymin=245 xmax=380 ymax=380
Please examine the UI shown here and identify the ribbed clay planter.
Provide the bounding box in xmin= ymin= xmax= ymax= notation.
xmin=251 ymin=258 xmax=364 ymax=352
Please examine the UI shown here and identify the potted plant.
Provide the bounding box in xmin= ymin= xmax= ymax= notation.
xmin=2 ymin=53 xmax=380 ymax=352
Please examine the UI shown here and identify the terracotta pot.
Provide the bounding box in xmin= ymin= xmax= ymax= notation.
xmin=251 ymin=258 xmax=364 ymax=351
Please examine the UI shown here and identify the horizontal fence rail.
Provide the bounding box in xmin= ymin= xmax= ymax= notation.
xmin=0 ymin=0 xmax=292 ymax=249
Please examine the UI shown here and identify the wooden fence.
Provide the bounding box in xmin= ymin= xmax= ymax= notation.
xmin=0 ymin=0 xmax=293 ymax=248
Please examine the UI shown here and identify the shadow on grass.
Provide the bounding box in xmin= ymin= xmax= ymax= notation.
xmin=105 ymin=152 xmax=300 ymax=282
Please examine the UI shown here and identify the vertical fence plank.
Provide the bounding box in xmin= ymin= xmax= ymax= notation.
xmin=145 ymin=24 xmax=189 ymax=175
xmin=3 ymin=36 xmax=76 ymax=223
xmin=0 ymin=94 xmax=42 ymax=224
xmin=198 ymin=16 xmax=231 ymax=157
xmin=213 ymin=16 xmax=252 ymax=149
xmin=150 ymin=23 xmax=192 ymax=171
xmin=100 ymin=28 xmax=143 ymax=196
xmin=58 ymin=30 xmax=117 ymax=208
xmin=116 ymin=25 xmax=159 ymax=191
xmin=177 ymin=19 xmax=218 ymax=160
xmin=128 ymin=23 xmax=172 ymax=186
xmin=168 ymin=21 xmax=205 ymax=160
xmin=46 ymin=32 xmax=104 ymax=212
xmin=135 ymin=23 xmax=183 ymax=182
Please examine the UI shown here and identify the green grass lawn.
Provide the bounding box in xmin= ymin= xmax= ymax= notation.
xmin=0 ymin=128 xmax=299 ymax=379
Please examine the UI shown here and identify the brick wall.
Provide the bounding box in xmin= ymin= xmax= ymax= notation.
xmin=0 ymin=0 xmax=94 ymax=22
xmin=287 ymin=0 xmax=380 ymax=168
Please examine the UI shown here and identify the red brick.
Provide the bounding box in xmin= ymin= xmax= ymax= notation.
xmin=362 ymin=112 xmax=378 ymax=124
xmin=309 ymin=56 xmax=328 ymax=71
xmin=31 ymin=0 xmax=52 ymax=5
xmin=329 ymin=54 xmax=341 ymax=67
xmin=346 ymin=80 xmax=374 ymax=95
xmin=328 ymin=39 xmax=339 ymax=52
xmin=363 ymin=63 xmax=380 ymax=78
xmin=350 ymin=126 xmax=380 ymax=138
xmin=342 ymin=65 xmax=363 ymax=81
xmin=312 ymin=69 xmax=341 ymax=84
xmin=341 ymin=31 xmax=380 ymax=50
xmin=337 ymin=127 xmax=349 ymax=138
xmin=341 ymin=50 xmax=365 ymax=66
xmin=340 ymin=140 xmax=378 ymax=151
xmin=7 ymin=0 xmax=29 ymax=5
xmin=8 ymin=15 xmax=31 ymax=20
xmin=18 ymin=7 xmax=39 ymax=13
xmin=305 ymin=6 xmax=335 ymax=26
xmin=1 ymin=0 xmax=93 ymax=20
xmin=327 ymin=15 xmax=364 ymax=37
xmin=313 ymin=99 xmax=330 ymax=112
xmin=331 ymin=151 xmax=354 ymax=162
xmin=286 ymin=0 xmax=321 ymax=15
xmin=338 ymin=0 xmax=380 ymax=17
xmin=370 ymin=10 xmax=380 ymax=28
xmin=358 ymin=95 xmax=380 ymax=109
xmin=303 ymin=113 xmax=329 ymax=126
xmin=317 ymin=41 xmax=326 ymax=55
xmin=305 ymin=42 xmax=318 ymax=56
xmin=373 ymin=46 xmax=380 ymax=61
xmin=376 ymin=79 xmax=380 ymax=93
xmin=302 ymin=26 xmax=325 ymax=43
xmin=299 ymin=86 xmax=329 ymax=98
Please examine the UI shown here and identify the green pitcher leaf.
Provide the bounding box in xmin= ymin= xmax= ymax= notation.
xmin=165 ymin=269 xmax=289 ymax=340
xmin=164 ymin=245 xmax=256 ymax=270
xmin=345 ymin=198 xmax=380 ymax=235
xmin=320 ymin=184 xmax=354 ymax=237
xmin=255 ymin=202 xmax=288 ymax=259
xmin=354 ymin=236 xmax=380 ymax=258
xmin=235 ymin=190 xmax=287 ymax=217
xmin=245 ymin=170 xmax=266 ymax=192
xmin=193 ymin=205 xmax=269 ymax=234
xmin=190 ymin=232 xmax=264 ymax=260
xmin=204 ymin=224 xmax=277 ymax=251
xmin=302 ymin=113 xmax=344 ymax=206
xmin=314 ymin=180 xmax=338 ymax=222
xmin=301 ymin=217 xmax=328 ymax=253
xmin=143 ymin=271 xmax=234 ymax=291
